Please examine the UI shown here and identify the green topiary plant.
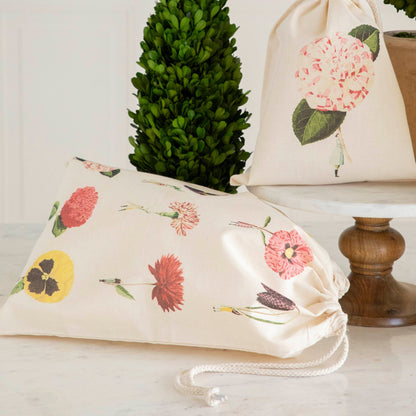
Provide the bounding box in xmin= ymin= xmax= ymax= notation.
xmin=384 ymin=0 xmax=416 ymax=20
xmin=128 ymin=0 xmax=251 ymax=193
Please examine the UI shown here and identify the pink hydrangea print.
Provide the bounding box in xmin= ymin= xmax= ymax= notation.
xmin=168 ymin=202 xmax=200 ymax=236
xmin=50 ymin=186 xmax=99 ymax=237
xmin=60 ymin=187 xmax=98 ymax=228
xmin=295 ymin=32 xmax=375 ymax=112
xmin=265 ymin=230 xmax=313 ymax=280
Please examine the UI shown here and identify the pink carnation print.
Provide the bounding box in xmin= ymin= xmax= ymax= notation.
xmin=120 ymin=201 xmax=200 ymax=236
xmin=265 ymin=230 xmax=313 ymax=280
xmin=168 ymin=201 xmax=200 ymax=236
xmin=51 ymin=187 xmax=98 ymax=237
xmin=295 ymin=32 xmax=375 ymax=112
xmin=76 ymin=157 xmax=120 ymax=178
xmin=83 ymin=161 xmax=116 ymax=172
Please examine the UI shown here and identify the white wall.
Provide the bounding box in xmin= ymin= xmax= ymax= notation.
xmin=0 ymin=0 xmax=415 ymax=222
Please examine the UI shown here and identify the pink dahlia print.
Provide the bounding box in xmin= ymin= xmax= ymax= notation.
xmin=292 ymin=25 xmax=380 ymax=177
xmin=295 ymin=32 xmax=375 ymax=112
xmin=264 ymin=230 xmax=313 ymax=280
xmin=149 ymin=254 xmax=185 ymax=312
xmin=99 ymin=254 xmax=185 ymax=312
xmin=51 ymin=186 xmax=99 ymax=237
xmin=168 ymin=201 xmax=200 ymax=236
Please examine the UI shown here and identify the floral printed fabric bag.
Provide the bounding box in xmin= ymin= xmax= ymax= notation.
xmin=231 ymin=0 xmax=416 ymax=186
xmin=0 ymin=158 xmax=349 ymax=406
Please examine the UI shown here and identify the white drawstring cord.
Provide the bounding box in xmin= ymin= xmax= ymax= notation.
xmin=174 ymin=316 xmax=349 ymax=406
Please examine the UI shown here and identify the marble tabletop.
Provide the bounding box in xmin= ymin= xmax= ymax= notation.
xmin=1 ymin=223 xmax=416 ymax=416
xmin=249 ymin=181 xmax=416 ymax=218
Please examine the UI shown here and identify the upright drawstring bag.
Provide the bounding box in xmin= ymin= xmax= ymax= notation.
xmin=231 ymin=0 xmax=416 ymax=186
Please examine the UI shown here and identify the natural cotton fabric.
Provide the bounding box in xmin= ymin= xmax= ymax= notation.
xmin=0 ymin=158 xmax=350 ymax=405
xmin=231 ymin=0 xmax=416 ymax=186
xmin=0 ymin=158 xmax=348 ymax=360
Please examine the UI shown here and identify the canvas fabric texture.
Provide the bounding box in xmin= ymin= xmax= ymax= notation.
xmin=0 ymin=158 xmax=349 ymax=405
xmin=231 ymin=0 xmax=416 ymax=186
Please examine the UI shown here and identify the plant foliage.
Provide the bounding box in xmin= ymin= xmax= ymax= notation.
xmin=128 ymin=0 xmax=251 ymax=193
xmin=384 ymin=0 xmax=416 ymax=19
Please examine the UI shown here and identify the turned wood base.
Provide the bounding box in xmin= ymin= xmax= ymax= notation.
xmin=339 ymin=217 xmax=416 ymax=327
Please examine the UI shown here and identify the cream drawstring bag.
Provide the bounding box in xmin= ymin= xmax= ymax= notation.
xmin=0 ymin=158 xmax=349 ymax=406
xmin=231 ymin=0 xmax=416 ymax=186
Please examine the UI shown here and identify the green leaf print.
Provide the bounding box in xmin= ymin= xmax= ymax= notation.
xmin=48 ymin=201 xmax=60 ymax=220
xmin=11 ymin=277 xmax=24 ymax=294
xmin=100 ymin=169 xmax=121 ymax=178
xmin=349 ymin=25 xmax=380 ymax=61
xmin=52 ymin=215 xmax=67 ymax=237
xmin=115 ymin=285 xmax=135 ymax=300
xmin=292 ymin=99 xmax=346 ymax=145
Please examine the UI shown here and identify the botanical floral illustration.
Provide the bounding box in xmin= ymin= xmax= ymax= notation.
xmin=76 ymin=157 xmax=120 ymax=177
xmin=120 ymin=201 xmax=199 ymax=236
xmin=11 ymin=250 xmax=74 ymax=303
xmin=214 ymin=283 xmax=298 ymax=325
xmin=231 ymin=217 xmax=313 ymax=280
xmin=49 ymin=186 xmax=99 ymax=237
xmin=99 ymin=254 xmax=184 ymax=312
xmin=292 ymin=25 xmax=380 ymax=176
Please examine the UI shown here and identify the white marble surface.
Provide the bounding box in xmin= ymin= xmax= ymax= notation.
xmin=1 ymin=221 xmax=416 ymax=416
xmin=249 ymin=181 xmax=416 ymax=218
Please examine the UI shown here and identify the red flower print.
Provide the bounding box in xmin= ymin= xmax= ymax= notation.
xmin=265 ymin=230 xmax=313 ymax=280
xmin=60 ymin=186 xmax=98 ymax=228
xmin=148 ymin=254 xmax=184 ymax=312
xmin=168 ymin=202 xmax=200 ymax=236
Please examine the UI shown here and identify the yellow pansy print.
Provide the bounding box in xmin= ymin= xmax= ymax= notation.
xmin=23 ymin=250 xmax=74 ymax=303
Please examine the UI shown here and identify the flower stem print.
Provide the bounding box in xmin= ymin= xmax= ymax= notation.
xmin=141 ymin=179 xmax=220 ymax=195
xmin=214 ymin=283 xmax=299 ymax=325
xmin=99 ymin=254 xmax=184 ymax=312
xmin=11 ymin=251 xmax=74 ymax=303
xmin=49 ymin=186 xmax=99 ymax=237
xmin=183 ymin=184 xmax=219 ymax=196
xmin=330 ymin=129 xmax=352 ymax=177
xmin=292 ymin=25 xmax=380 ymax=176
xmin=142 ymin=179 xmax=183 ymax=192
xmin=231 ymin=219 xmax=313 ymax=280
xmin=120 ymin=201 xmax=199 ymax=236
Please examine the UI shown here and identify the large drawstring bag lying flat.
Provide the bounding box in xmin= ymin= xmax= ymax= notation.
xmin=0 ymin=158 xmax=349 ymax=406
xmin=231 ymin=0 xmax=416 ymax=186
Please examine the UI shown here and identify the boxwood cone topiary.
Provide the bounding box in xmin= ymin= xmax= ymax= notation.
xmin=128 ymin=0 xmax=251 ymax=193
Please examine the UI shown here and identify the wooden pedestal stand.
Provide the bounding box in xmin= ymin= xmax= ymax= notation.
xmin=339 ymin=217 xmax=416 ymax=327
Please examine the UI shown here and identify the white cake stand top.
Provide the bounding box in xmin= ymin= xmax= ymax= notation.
xmin=248 ymin=181 xmax=416 ymax=218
